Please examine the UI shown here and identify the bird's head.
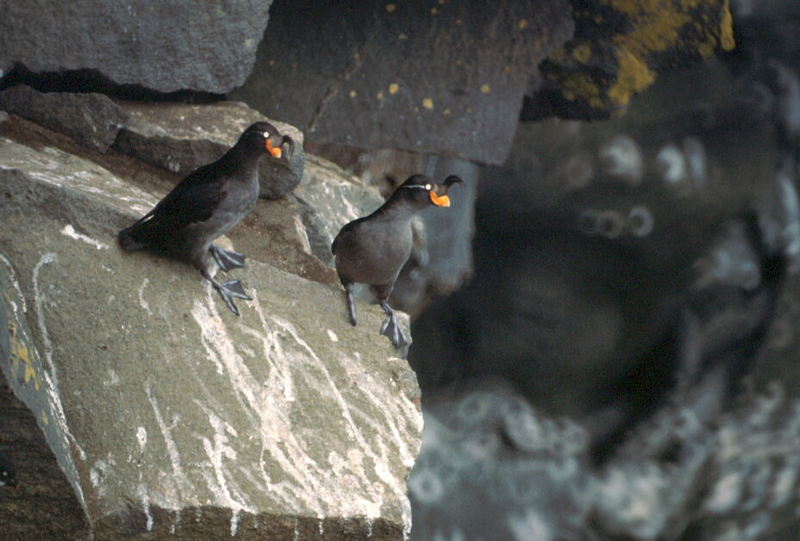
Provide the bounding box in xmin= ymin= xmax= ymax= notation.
xmin=395 ymin=174 xmax=462 ymax=208
xmin=241 ymin=122 xmax=295 ymax=160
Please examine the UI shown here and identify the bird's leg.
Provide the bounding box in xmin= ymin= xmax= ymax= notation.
xmin=210 ymin=244 xmax=247 ymax=272
xmin=341 ymin=280 xmax=358 ymax=326
xmin=379 ymin=300 xmax=411 ymax=349
xmin=201 ymin=269 xmax=252 ymax=316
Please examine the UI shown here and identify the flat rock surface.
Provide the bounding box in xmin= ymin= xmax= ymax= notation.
xmin=0 ymin=122 xmax=421 ymax=539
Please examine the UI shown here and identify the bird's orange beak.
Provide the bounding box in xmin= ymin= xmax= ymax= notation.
xmin=429 ymin=191 xmax=451 ymax=207
xmin=266 ymin=139 xmax=282 ymax=158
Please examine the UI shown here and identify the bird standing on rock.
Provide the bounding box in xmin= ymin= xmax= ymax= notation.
xmin=118 ymin=121 xmax=294 ymax=315
xmin=332 ymin=174 xmax=461 ymax=348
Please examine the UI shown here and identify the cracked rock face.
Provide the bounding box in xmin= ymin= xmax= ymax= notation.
xmin=0 ymin=1 xmax=272 ymax=93
xmin=0 ymin=115 xmax=421 ymax=539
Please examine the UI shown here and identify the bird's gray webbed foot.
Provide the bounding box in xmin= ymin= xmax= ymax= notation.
xmin=210 ymin=244 xmax=247 ymax=272
xmin=379 ymin=300 xmax=411 ymax=349
xmin=203 ymin=271 xmax=252 ymax=316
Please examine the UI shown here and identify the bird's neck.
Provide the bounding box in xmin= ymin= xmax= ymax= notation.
xmin=224 ymin=143 xmax=262 ymax=175
xmin=372 ymin=199 xmax=418 ymax=222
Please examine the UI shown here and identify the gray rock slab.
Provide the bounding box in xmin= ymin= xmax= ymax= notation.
xmin=115 ymin=101 xmax=304 ymax=199
xmin=0 ymin=134 xmax=421 ymax=539
xmin=0 ymin=1 xmax=271 ymax=93
xmin=0 ymin=85 xmax=129 ymax=152
xmin=231 ymin=0 xmax=573 ymax=165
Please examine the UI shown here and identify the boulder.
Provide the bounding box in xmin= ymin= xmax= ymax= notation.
xmin=114 ymin=101 xmax=304 ymax=199
xmin=0 ymin=115 xmax=421 ymax=538
xmin=0 ymin=85 xmax=129 ymax=152
xmin=0 ymin=1 xmax=272 ymax=93
xmin=231 ymin=0 xmax=574 ymax=165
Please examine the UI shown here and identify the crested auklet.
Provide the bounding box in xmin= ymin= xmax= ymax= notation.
xmin=332 ymin=174 xmax=461 ymax=348
xmin=118 ymin=121 xmax=294 ymax=315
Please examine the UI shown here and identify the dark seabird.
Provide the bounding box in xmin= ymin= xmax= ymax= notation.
xmin=118 ymin=121 xmax=294 ymax=315
xmin=332 ymin=174 xmax=461 ymax=348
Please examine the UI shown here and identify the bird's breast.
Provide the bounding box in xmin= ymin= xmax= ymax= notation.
xmin=335 ymin=220 xmax=413 ymax=285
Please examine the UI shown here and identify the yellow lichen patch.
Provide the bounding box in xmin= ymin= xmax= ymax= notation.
xmin=431 ymin=7 xmax=439 ymax=15
xmin=42 ymin=411 xmax=49 ymax=425
xmin=557 ymin=72 xmax=602 ymax=105
xmin=377 ymin=91 xmax=385 ymax=100
xmin=572 ymin=42 xmax=592 ymax=63
xmin=398 ymin=33 xmax=408 ymax=40
xmin=385 ymin=3 xmax=396 ymax=13
xmin=480 ymin=84 xmax=491 ymax=94
xmin=609 ymin=49 xmax=656 ymax=107
xmin=518 ymin=19 xmax=529 ymax=30
xmin=13 ymin=342 xmax=41 ymax=391
xmin=613 ymin=9 xmax=691 ymax=55
xmin=443 ymin=108 xmax=452 ymax=116
xmin=720 ymin=3 xmax=735 ymax=50
xmin=389 ymin=83 xmax=400 ymax=95
xmin=422 ymin=98 xmax=434 ymax=110
xmin=349 ymin=90 xmax=357 ymax=98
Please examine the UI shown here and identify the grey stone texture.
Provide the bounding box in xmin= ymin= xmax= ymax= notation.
xmin=0 ymin=0 xmax=272 ymax=93
xmin=0 ymin=85 xmax=129 ymax=152
xmin=231 ymin=0 xmax=574 ymax=165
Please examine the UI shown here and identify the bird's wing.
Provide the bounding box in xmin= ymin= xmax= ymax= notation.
xmin=138 ymin=163 xmax=227 ymax=229
xmin=331 ymin=217 xmax=366 ymax=255
xmin=121 ymin=163 xmax=227 ymax=246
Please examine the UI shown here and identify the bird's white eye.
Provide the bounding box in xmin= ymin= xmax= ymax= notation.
xmin=263 ymin=131 xmax=270 ymax=138
xmin=425 ymin=184 xmax=432 ymax=190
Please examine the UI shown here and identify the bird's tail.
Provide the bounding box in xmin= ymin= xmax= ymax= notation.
xmin=118 ymin=224 xmax=148 ymax=251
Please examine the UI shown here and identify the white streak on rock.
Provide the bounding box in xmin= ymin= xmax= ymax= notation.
xmin=144 ymin=380 xmax=189 ymax=499
xmin=138 ymin=278 xmax=152 ymax=315
xmin=326 ymin=329 xmax=339 ymax=342
xmin=230 ymin=508 xmax=241 ymax=537
xmin=104 ymin=368 xmax=120 ymax=386
xmin=60 ymin=224 xmax=110 ymax=250
xmin=137 ymin=426 xmax=148 ymax=453
xmin=0 ymin=253 xmax=28 ymax=313
xmin=138 ymin=483 xmax=154 ymax=531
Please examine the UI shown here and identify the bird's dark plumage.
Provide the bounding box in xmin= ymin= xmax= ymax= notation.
xmin=118 ymin=121 xmax=294 ymax=315
xmin=332 ymin=174 xmax=461 ymax=348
